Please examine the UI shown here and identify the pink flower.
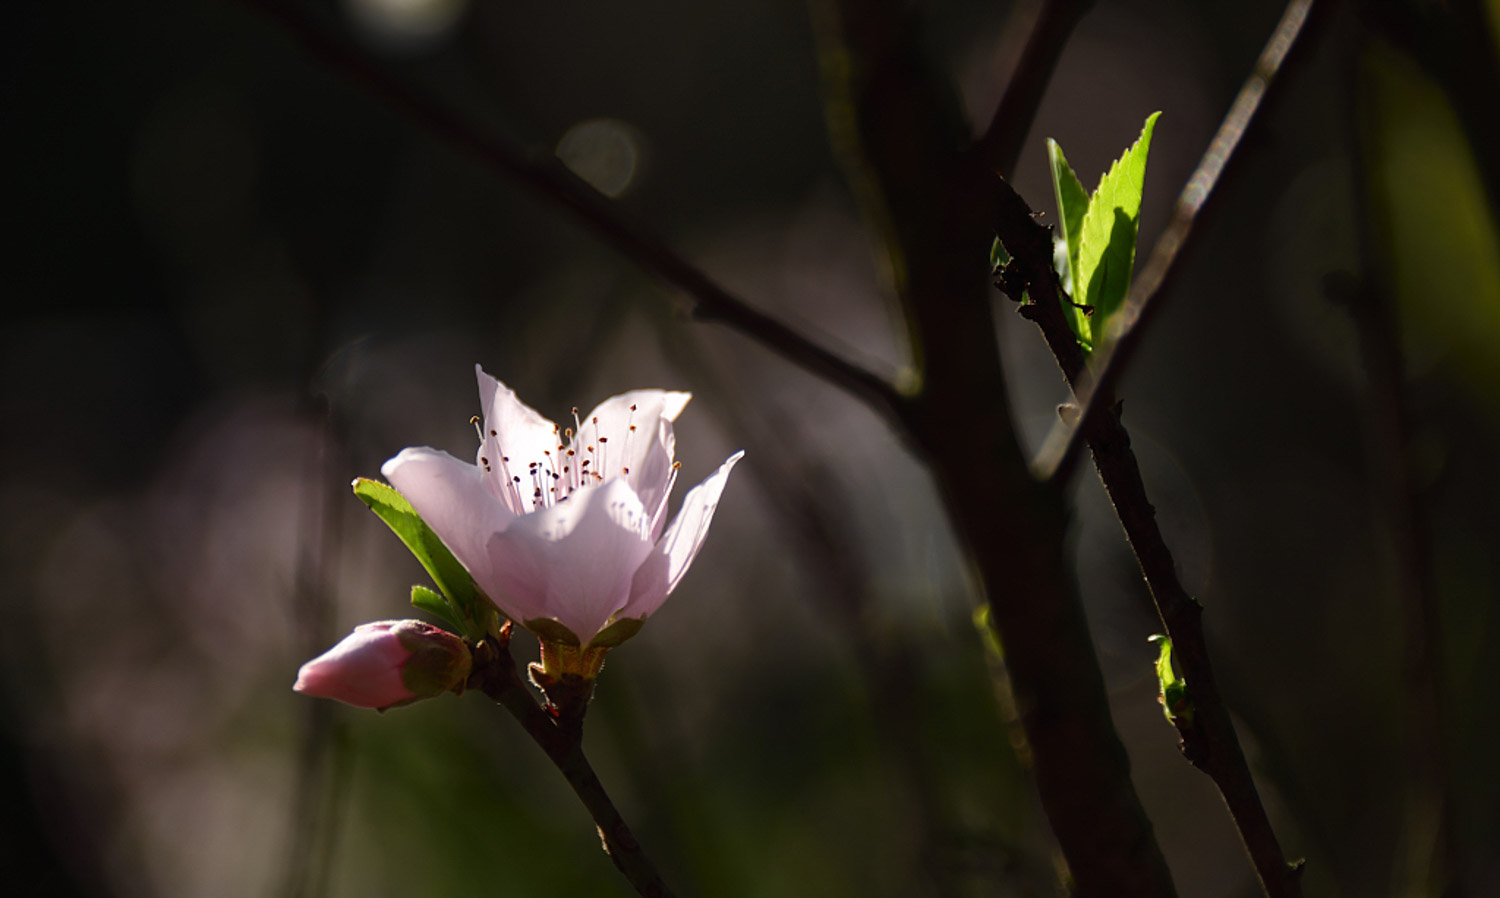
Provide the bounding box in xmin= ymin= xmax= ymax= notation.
xmin=294 ymin=620 xmax=472 ymax=710
xmin=381 ymin=366 xmax=742 ymax=654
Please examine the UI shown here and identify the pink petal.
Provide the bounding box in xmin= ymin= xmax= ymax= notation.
xmin=294 ymin=622 xmax=415 ymax=709
xmin=619 ymin=450 xmax=743 ymax=621
xmin=574 ymin=390 xmax=690 ymax=524
xmin=487 ymin=477 xmax=654 ymax=641
xmin=381 ymin=447 xmax=517 ymax=611
xmin=475 ymin=366 xmax=565 ymax=514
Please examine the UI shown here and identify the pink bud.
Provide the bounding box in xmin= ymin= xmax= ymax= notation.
xmin=294 ymin=620 xmax=472 ymax=711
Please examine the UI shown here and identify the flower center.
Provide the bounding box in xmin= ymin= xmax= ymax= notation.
xmin=474 ymin=402 xmax=677 ymax=515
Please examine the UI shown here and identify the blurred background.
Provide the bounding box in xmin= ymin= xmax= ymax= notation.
xmin=5 ymin=0 xmax=1499 ymax=896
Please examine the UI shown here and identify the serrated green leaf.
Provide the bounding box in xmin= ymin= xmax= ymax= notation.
xmin=1048 ymin=138 xmax=1092 ymax=345
xmin=353 ymin=478 xmax=490 ymax=640
xmin=1075 ymin=111 xmax=1160 ymax=350
xmin=1047 ymin=140 xmax=1089 ymax=292
xmin=411 ymin=584 xmax=462 ymax=631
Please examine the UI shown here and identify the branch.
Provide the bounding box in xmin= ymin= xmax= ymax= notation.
xmin=969 ymin=0 xmax=1095 ymax=179
xmin=811 ymin=1 xmax=1176 ymax=893
xmin=241 ymin=0 xmax=907 ymax=428
xmin=1029 ymin=0 xmax=1322 ymax=482
xmin=467 ymin=628 xmax=676 ymax=898
xmin=992 ymin=175 xmax=1304 ymax=898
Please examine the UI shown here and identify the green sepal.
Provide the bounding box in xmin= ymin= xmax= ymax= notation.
xmin=1149 ymin=633 xmax=1192 ymax=725
xmin=1074 ymin=111 xmax=1160 ymax=349
xmin=352 ymin=477 xmax=491 ymax=641
xmin=588 ymin=617 xmax=644 ymax=649
xmin=526 ymin=617 xmax=581 ymax=647
xmin=411 ymin=584 xmax=463 ymax=632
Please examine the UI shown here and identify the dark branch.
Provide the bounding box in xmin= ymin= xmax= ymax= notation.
xmin=1030 ymin=0 xmax=1323 ymax=482
xmin=969 ymin=0 xmax=1095 ymax=179
xmin=811 ymin=0 xmax=1177 ymax=893
xmin=992 ymin=173 xmax=1304 ymax=898
xmin=468 ymin=629 xmax=676 ymax=898
xmin=242 ymin=0 xmax=907 ymax=428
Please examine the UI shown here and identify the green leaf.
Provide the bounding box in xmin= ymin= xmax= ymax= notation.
xmin=1149 ymin=633 xmax=1192 ymax=725
xmin=1048 ymin=138 xmax=1091 ymax=345
xmin=989 ymin=236 xmax=1011 ymax=270
xmin=411 ymin=584 xmax=462 ymax=631
xmin=1047 ymin=141 xmax=1088 ymax=290
xmin=353 ymin=478 xmax=491 ymax=640
xmin=1074 ymin=111 xmax=1160 ymax=349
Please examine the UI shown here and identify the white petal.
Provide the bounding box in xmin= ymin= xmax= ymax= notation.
xmin=475 ymin=366 xmax=564 ymax=513
xmin=487 ymin=477 xmax=654 ymax=641
xmin=381 ymin=447 xmax=518 ymax=605
xmin=619 ymin=450 xmax=743 ymax=620
xmin=574 ymin=390 xmax=690 ymax=520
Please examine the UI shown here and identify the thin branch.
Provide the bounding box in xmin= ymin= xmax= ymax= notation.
xmin=969 ymin=0 xmax=1095 ymax=179
xmin=992 ymin=174 xmax=1304 ymax=898
xmin=811 ymin=0 xmax=1177 ymax=893
xmin=242 ymin=0 xmax=907 ymax=427
xmin=467 ymin=629 xmax=677 ymax=898
xmin=1030 ymin=0 xmax=1321 ymax=483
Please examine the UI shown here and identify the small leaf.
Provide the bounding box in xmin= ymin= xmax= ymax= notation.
xmin=1075 ymin=111 xmax=1160 ymax=349
xmin=1149 ymin=633 xmax=1192 ymax=725
xmin=1048 ymin=138 xmax=1092 ymax=345
xmin=588 ymin=617 xmax=644 ymax=649
xmin=353 ymin=478 xmax=491 ymax=640
xmin=410 ymin=584 xmax=462 ymax=631
xmin=990 ymin=236 xmax=1011 ymax=270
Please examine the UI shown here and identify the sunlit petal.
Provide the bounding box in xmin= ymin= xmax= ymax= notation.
xmin=489 ymin=477 xmax=653 ymax=641
xmin=381 ymin=446 xmax=516 ymax=593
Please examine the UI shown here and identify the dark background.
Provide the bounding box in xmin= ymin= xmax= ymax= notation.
xmin=5 ymin=1 xmax=1498 ymax=896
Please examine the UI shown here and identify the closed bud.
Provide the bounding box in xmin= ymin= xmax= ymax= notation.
xmin=294 ymin=620 xmax=472 ymax=711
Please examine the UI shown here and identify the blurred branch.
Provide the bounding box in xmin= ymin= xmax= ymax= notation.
xmin=1029 ymin=0 xmax=1322 ymax=484
xmin=278 ymin=392 xmax=348 ymax=898
xmin=468 ymin=627 xmax=678 ymax=898
xmin=242 ymin=0 xmax=907 ymax=428
xmin=969 ymin=0 xmax=1095 ymax=179
xmin=810 ymin=0 xmax=1176 ymax=893
xmin=1358 ymin=0 xmax=1500 ymax=228
xmin=1337 ymin=19 xmax=1462 ymax=887
xmin=992 ymin=173 xmax=1305 ymax=897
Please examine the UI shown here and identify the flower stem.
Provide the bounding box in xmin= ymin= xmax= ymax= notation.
xmin=468 ymin=632 xmax=676 ymax=898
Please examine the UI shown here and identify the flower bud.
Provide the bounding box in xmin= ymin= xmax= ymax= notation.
xmin=294 ymin=620 xmax=472 ymax=711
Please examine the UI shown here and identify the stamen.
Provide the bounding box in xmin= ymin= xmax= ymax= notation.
xmin=470 ymin=416 xmax=484 ymax=442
